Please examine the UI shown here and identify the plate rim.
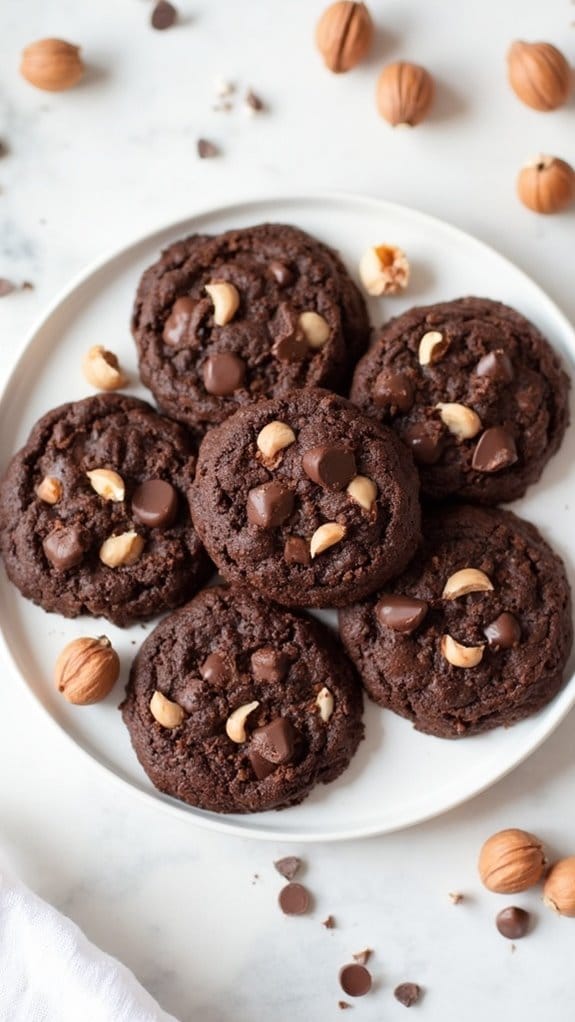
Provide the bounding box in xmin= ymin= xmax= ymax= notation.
xmin=1 ymin=188 xmax=574 ymax=843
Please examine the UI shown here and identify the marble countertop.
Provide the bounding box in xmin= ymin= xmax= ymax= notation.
xmin=1 ymin=1 xmax=575 ymax=1019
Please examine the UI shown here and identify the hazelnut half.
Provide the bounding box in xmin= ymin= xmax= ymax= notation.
xmin=20 ymin=38 xmax=84 ymax=92
xmin=315 ymin=1 xmax=374 ymax=74
xmin=507 ymin=40 xmax=571 ymax=112
xmin=517 ymin=155 xmax=575 ymax=214
xmin=54 ymin=635 xmax=120 ymax=705
xmin=359 ymin=244 xmax=410 ymax=297
xmin=543 ymin=857 xmax=575 ymax=917
xmin=478 ymin=828 xmax=546 ymax=893
xmin=376 ymin=61 xmax=434 ymax=127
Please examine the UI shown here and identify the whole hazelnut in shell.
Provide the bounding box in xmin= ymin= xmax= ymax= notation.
xmin=478 ymin=828 xmax=546 ymax=893
xmin=376 ymin=61 xmax=434 ymax=127
xmin=20 ymin=38 xmax=84 ymax=92
xmin=55 ymin=636 xmax=120 ymax=705
xmin=315 ymin=1 xmax=374 ymax=74
xmin=543 ymin=857 xmax=575 ymax=917
xmin=517 ymin=155 xmax=575 ymax=214
xmin=507 ymin=40 xmax=571 ymax=111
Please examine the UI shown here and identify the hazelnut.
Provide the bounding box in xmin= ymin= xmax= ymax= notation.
xmin=20 ymin=38 xmax=84 ymax=92
xmin=418 ymin=330 xmax=449 ymax=366
xmin=346 ymin=475 xmax=377 ymax=512
xmin=543 ymin=857 xmax=575 ymax=917
xmin=54 ymin=635 xmax=120 ymax=705
xmin=150 ymin=690 xmax=185 ymax=729
xmin=478 ymin=828 xmax=546 ymax=893
xmin=442 ymin=568 xmax=494 ymax=600
xmin=99 ymin=531 xmax=144 ymax=568
xmin=315 ymin=686 xmax=335 ymax=722
xmin=86 ymin=468 xmax=125 ymax=502
xmin=435 ymin=402 xmax=482 ymax=440
xmin=315 ymin=1 xmax=374 ymax=74
xmin=440 ymin=634 xmax=484 ymax=668
xmin=359 ymin=244 xmax=410 ymax=297
xmin=205 ymin=281 xmax=240 ymax=326
xmin=298 ymin=311 xmax=330 ymax=348
xmin=36 ymin=475 xmax=62 ymax=505
xmin=376 ymin=61 xmax=434 ymax=127
xmin=517 ymin=155 xmax=575 ymax=214
xmin=225 ymin=700 xmax=260 ymax=743
xmin=82 ymin=345 xmax=126 ymax=390
xmin=310 ymin=522 xmax=346 ymax=558
xmin=507 ymin=40 xmax=571 ymax=111
xmin=256 ymin=420 xmax=296 ymax=461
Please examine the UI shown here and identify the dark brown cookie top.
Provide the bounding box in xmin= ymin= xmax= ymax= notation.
xmin=189 ymin=389 xmax=421 ymax=608
xmin=350 ymin=296 xmax=570 ymax=503
xmin=339 ymin=504 xmax=573 ymax=738
xmin=0 ymin=393 xmax=211 ymax=626
xmin=132 ymin=223 xmax=370 ymax=438
xmin=121 ymin=585 xmax=364 ymax=813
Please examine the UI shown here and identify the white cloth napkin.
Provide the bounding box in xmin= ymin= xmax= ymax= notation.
xmin=0 ymin=871 xmax=180 ymax=1022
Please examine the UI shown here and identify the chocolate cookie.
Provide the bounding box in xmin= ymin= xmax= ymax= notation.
xmin=121 ymin=585 xmax=364 ymax=813
xmin=132 ymin=223 xmax=370 ymax=437
xmin=0 ymin=394 xmax=211 ymax=626
xmin=350 ymin=297 xmax=570 ymax=503
xmin=189 ymin=389 xmax=421 ymax=608
xmin=339 ymin=505 xmax=573 ymax=738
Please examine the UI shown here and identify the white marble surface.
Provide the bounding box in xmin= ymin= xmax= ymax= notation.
xmin=1 ymin=1 xmax=575 ymax=1018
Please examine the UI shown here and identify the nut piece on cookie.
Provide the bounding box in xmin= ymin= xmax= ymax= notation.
xmin=436 ymin=402 xmax=482 ymax=440
xmin=99 ymin=530 xmax=144 ymax=568
xmin=256 ymin=421 xmax=296 ymax=461
xmin=150 ymin=689 xmax=186 ymax=728
xmin=36 ymin=475 xmax=62 ymax=504
xmin=226 ymin=700 xmax=260 ymax=743
xmin=299 ymin=311 xmax=330 ymax=348
xmin=205 ymin=281 xmax=240 ymax=326
xmin=441 ymin=633 xmax=484 ymax=668
xmin=442 ymin=568 xmax=493 ymax=599
xmin=86 ymin=468 xmax=125 ymax=502
xmin=346 ymin=475 xmax=377 ymax=511
xmin=418 ymin=331 xmax=450 ymax=366
xmin=310 ymin=522 xmax=346 ymax=558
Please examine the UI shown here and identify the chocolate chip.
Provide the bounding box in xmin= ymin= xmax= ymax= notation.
xmin=302 ymin=445 xmax=357 ymax=490
xmin=472 ymin=427 xmax=518 ymax=473
xmin=163 ymin=297 xmax=199 ymax=347
xmin=278 ymin=882 xmax=310 ymax=915
xmin=200 ymin=652 xmax=230 ymax=685
xmin=151 ymin=1 xmax=177 ymax=29
xmin=0 ymin=279 xmax=16 ymax=298
xmin=250 ymin=718 xmax=296 ymax=764
xmin=251 ymin=647 xmax=289 ymax=683
xmin=373 ymin=370 xmax=414 ymax=414
xmin=246 ymin=481 xmax=294 ymax=528
xmin=203 ymin=352 xmax=246 ymax=396
xmin=338 ymin=1002 xmax=351 ymax=1011
xmin=245 ymin=89 xmax=264 ymax=111
xmin=274 ymin=856 xmax=302 ymax=881
xmin=197 ymin=138 xmax=219 ymax=159
xmin=475 ymin=350 xmax=514 ymax=384
xmin=132 ymin=479 xmax=178 ymax=529
xmin=284 ymin=536 xmax=311 ymax=565
xmin=249 ymin=749 xmax=277 ymax=780
xmin=394 ymin=982 xmax=421 ymax=1007
xmin=376 ymin=594 xmax=428 ymax=634
xmin=42 ymin=526 xmax=87 ymax=570
xmin=339 ymin=964 xmax=372 ymax=998
xmin=496 ymin=907 xmax=530 ymax=940
xmin=484 ymin=612 xmax=521 ymax=650
xmin=269 ymin=261 xmax=294 ymax=287
xmin=270 ymin=302 xmax=307 ymax=362
xmin=404 ymin=425 xmax=445 ymax=465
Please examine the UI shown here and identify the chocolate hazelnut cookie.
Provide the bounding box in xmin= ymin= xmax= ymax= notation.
xmin=189 ymin=389 xmax=421 ymax=608
xmin=350 ymin=297 xmax=570 ymax=503
xmin=0 ymin=393 xmax=211 ymax=626
xmin=121 ymin=585 xmax=364 ymax=813
xmin=339 ymin=504 xmax=573 ymax=738
xmin=132 ymin=223 xmax=370 ymax=438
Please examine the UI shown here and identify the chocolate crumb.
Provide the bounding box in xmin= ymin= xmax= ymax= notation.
xmin=21 ymin=281 xmax=34 ymax=291
xmin=449 ymin=892 xmax=464 ymax=905
xmin=274 ymin=856 xmax=301 ymax=881
xmin=151 ymin=1 xmax=177 ymax=30
xmin=338 ymin=1002 xmax=351 ymax=1011
xmin=322 ymin=915 xmax=335 ymax=929
xmin=245 ymin=89 xmax=265 ymax=112
xmin=352 ymin=948 xmax=372 ymax=966
xmin=394 ymin=983 xmax=421 ymax=1007
xmin=197 ymin=138 xmax=219 ymax=159
xmin=0 ymin=279 xmax=17 ymax=298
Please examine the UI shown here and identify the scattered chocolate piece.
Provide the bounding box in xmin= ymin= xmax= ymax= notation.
xmin=322 ymin=915 xmax=335 ymax=928
xmin=283 ymin=536 xmax=310 ymax=565
xmin=197 ymin=138 xmax=219 ymax=159
xmin=302 ymin=445 xmax=357 ymax=490
xmin=132 ymin=479 xmax=178 ymax=529
xmin=376 ymin=594 xmax=428 ymax=634
xmin=21 ymin=281 xmax=34 ymax=291
xmin=475 ymin=350 xmax=514 ymax=384
xmin=472 ymin=427 xmax=518 ymax=473
xmin=251 ymin=647 xmax=289 ymax=683
xmin=394 ymin=982 xmax=421 ymax=1007
xmin=200 ymin=651 xmax=230 ymax=685
xmin=278 ymin=882 xmax=310 ymax=915
xmin=247 ymin=481 xmax=294 ymax=528
xmin=42 ymin=526 xmax=87 ymax=570
xmin=274 ymin=856 xmax=301 ymax=881
xmin=151 ymin=1 xmax=177 ymax=30
xmin=373 ymin=370 xmax=414 ymax=414
xmin=484 ymin=612 xmax=521 ymax=650
xmin=352 ymin=949 xmax=372 ymax=966
xmin=496 ymin=906 xmax=530 ymax=940
xmin=251 ymin=718 xmax=296 ymax=764
xmin=245 ymin=89 xmax=265 ymax=112
xmin=448 ymin=892 xmax=464 ymax=905
xmin=339 ymin=964 xmax=372 ymax=998
xmin=0 ymin=279 xmax=17 ymax=298
xmin=338 ymin=1002 xmax=351 ymax=1011
xmin=203 ymin=352 xmax=246 ymax=396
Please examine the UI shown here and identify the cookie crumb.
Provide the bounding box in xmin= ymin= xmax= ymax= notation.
xmin=197 ymin=138 xmax=219 ymax=159
xmin=338 ymin=1001 xmax=351 ymax=1010
xmin=449 ymin=892 xmax=464 ymax=905
xmin=214 ymin=77 xmax=235 ymax=98
xmin=245 ymin=89 xmax=265 ymax=113
xmin=322 ymin=915 xmax=335 ymax=929
xmin=352 ymin=948 xmax=372 ymax=965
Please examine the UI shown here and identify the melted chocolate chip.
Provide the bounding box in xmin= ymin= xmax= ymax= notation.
xmin=339 ymin=964 xmax=372 ymax=998
xmin=200 ymin=652 xmax=230 ymax=685
xmin=284 ymin=536 xmax=311 ymax=565
xmin=475 ymin=350 xmax=514 ymax=384
xmin=302 ymin=445 xmax=357 ymax=490
xmin=496 ymin=907 xmax=530 ymax=940
xmin=269 ymin=261 xmax=295 ymax=287
xmin=270 ymin=302 xmax=308 ymax=363
xmin=405 ymin=425 xmax=445 ymax=465
xmin=249 ymin=749 xmax=277 ymax=780
xmin=394 ymin=982 xmax=421 ymax=1007
xmin=162 ymin=297 xmax=198 ymax=347
xmin=373 ymin=370 xmax=414 ymax=414
xmin=246 ymin=481 xmax=294 ymax=528
xmin=132 ymin=479 xmax=178 ymax=529
xmin=250 ymin=717 xmax=296 ymax=764
xmin=42 ymin=526 xmax=88 ymax=570
xmin=376 ymin=594 xmax=428 ymax=634
xmin=472 ymin=427 xmax=518 ymax=473
xmin=202 ymin=352 xmax=246 ymax=396
xmin=278 ymin=882 xmax=310 ymax=915
xmin=251 ymin=647 xmax=289 ymax=683
xmin=484 ymin=612 xmax=521 ymax=650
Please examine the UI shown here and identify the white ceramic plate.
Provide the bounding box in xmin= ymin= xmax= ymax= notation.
xmin=1 ymin=193 xmax=574 ymax=843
